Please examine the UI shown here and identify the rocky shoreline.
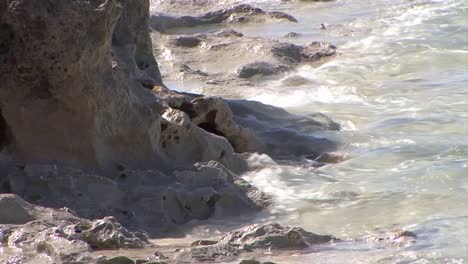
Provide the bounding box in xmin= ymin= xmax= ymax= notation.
xmin=0 ymin=0 xmax=415 ymax=263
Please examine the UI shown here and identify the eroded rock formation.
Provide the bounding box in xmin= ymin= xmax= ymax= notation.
xmin=0 ymin=0 xmax=164 ymax=170
xmin=175 ymin=222 xmax=336 ymax=262
xmin=151 ymin=4 xmax=297 ymax=33
xmin=0 ymin=0 xmax=344 ymax=263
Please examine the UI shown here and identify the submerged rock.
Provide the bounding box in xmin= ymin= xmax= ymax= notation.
xmin=271 ymin=42 xmax=337 ymax=63
xmin=153 ymin=29 xmax=337 ymax=87
xmin=151 ymin=4 xmax=297 ymax=33
xmin=237 ymin=61 xmax=292 ymax=78
xmin=174 ymin=36 xmax=203 ymax=47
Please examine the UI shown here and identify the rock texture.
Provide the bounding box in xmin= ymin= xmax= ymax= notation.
xmin=174 ymin=222 xmax=335 ymax=262
xmin=151 ymin=4 xmax=297 ymax=33
xmin=237 ymin=61 xmax=292 ymax=79
xmin=151 ymin=30 xmax=337 ymax=99
xmin=0 ymin=0 xmax=344 ymax=263
xmin=0 ymin=194 xmax=148 ymax=263
xmin=0 ymin=0 xmax=164 ymax=170
xmin=1 ymin=162 xmax=268 ymax=237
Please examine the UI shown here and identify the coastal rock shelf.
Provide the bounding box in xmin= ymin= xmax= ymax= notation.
xmin=0 ymin=0 xmax=355 ymax=263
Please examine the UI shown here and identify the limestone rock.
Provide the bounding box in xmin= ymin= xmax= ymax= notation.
xmin=217 ymin=29 xmax=244 ymax=38
xmin=2 ymin=162 xmax=268 ymax=237
xmin=219 ymin=222 xmax=335 ymax=250
xmin=0 ymin=195 xmax=148 ymax=263
xmin=102 ymin=256 xmax=135 ymax=264
xmin=0 ymin=0 xmax=164 ymax=170
xmin=179 ymin=64 xmax=209 ymax=78
xmin=0 ymin=194 xmax=36 ymax=225
xmin=64 ymin=216 xmax=149 ymax=250
xmin=228 ymin=100 xmax=340 ymax=159
xmin=152 ymin=29 xmax=337 ymax=92
xmin=271 ymin=42 xmax=337 ymax=63
xmin=154 ymin=89 xmax=260 ymax=155
xmin=151 ymin=4 xmax=297 ymax=33
xmin=0 ymin=193 xmax=81 ymax=225
xmin=175 ymin=222 xmax=334 ymax=262
xmin=174 ymin=36 xmax=203 ymax=48
xmin=237 ymin=61 xmax=292 ymax=78
xmin=160 ymin=108 xmax=247 ymax=171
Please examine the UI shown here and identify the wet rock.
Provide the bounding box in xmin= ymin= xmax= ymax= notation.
xmin=217 ymin=29 xmax=244 ymax=38
xmin=219 ymin=223 xmax=335 ymax=250
xmin=284 ymin=32 xmax=302 ymax=38
xmin=102 ymin=256 xmax=135 ymax=264
xmin=240 ymin=260 xmax=278 ymax=264
xmin=150 ymin=0 xmax=237 ymax=15
xmin=271 ymin=42 xmax=337 ymax=63
xmin=153 ymin=31 xmax=337 ymax=88
xmin=176 ymin=242 xmax=241 ymax=262
xmin=179 ymin=64 xmax=209 ymax=77
xmin=175 ymin=223 xmax=334 ymax=262
xmin=65 ymin=216 xmax=149 ymax=250
xmin=175 ymin=36 xmax=203 ymax=47
xmin=191 ymin=240 xmax=218 ymax=246
xmin=280 ymin=75 xmax=312 ymax=86
xmin=171 ymin=161 xmax=270 ymax=219
xmin=239 ymin=259 xmax=262 ymax=264
xmin=238 ymin=61 xmax=292 ymax=78
xmin=314 ymin=152 xmax=348 ymax=163
xmin=151 ymin=4 xmax=297 ymax=33
xmin=361 ymin=229 xmax=417 ymax=247
xmin=228 ymin=100 xmax=340 ymax=159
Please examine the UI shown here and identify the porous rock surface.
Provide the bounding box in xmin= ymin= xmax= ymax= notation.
xmin=174 ymin=222 xmax=335 ymax=262
xmin=0 ymin=194 xmax=148 ymax=263
xmin=0 ymin=0 xmax=164 ymax=170
xmin=1 ymin=161 xmax=267 ymax=237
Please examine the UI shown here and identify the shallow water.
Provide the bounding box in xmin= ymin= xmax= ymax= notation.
xmin=166 ymin=0 xmax=468 ymax=262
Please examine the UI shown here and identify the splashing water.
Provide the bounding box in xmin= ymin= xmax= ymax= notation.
xmin=166 ymin=0 xmax=468 ymax=262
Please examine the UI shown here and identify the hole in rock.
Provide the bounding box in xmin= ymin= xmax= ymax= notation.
xmin=177 ymin=102 xmax=197 ymax=119
xmin=196 ymin=110 xmax=226 ymax=137
xmin=198 ymin=122 xmax=226 ymax=137
xmin=139 ymin=80 xmax=154 ymax=89
xmin=0 ymin=110 xmax=13 ymax=152
xmin=0 ymin=23 xmax=13 ymax=55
